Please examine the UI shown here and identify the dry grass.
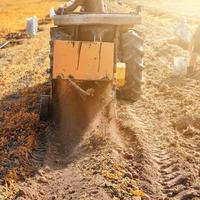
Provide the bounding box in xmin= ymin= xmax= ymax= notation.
xmin=0 ymin=21 xmax=51 ymax=200
xmin=0 ymin=0 xmax=65 ymax=37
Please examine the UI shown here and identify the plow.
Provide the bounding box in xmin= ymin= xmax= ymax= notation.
xmin=40 ymin=12 xmax=144 ymax=131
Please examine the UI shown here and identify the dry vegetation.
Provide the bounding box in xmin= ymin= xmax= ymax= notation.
xmin=0 ymin=0 xmax=64 ymax=37
xmin=0 ymin=25 xmax=51 ymax=198
xmin=0 ymin=1 xmax=59 ymax=198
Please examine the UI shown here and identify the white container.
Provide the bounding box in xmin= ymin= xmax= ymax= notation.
xmin=49 ymin=8 xmax=56 ymax=18
xmin=26 ymin=16 xmax=38 ymax=36
xmin=33 ymin=16 xmax=38 ymax=33
xmin=173 ymin=57 xmax=188 ymax=76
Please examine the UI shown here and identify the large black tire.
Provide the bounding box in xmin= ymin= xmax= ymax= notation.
xmin=118 ymin=29 xmax=144 ymax=101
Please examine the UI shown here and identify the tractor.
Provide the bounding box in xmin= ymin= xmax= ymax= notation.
xmin=40 ymin=11 xmax=144 ymax=130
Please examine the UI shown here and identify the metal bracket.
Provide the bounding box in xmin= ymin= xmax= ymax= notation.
xmin=67 ymin=77 xmax=94 ymax=100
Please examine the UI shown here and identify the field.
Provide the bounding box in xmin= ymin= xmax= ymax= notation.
xmin=0 ymin=0 xmax=64 ymax=37
xmin=127 ymin=0 xmax=200 ymax=18
xmin=0 ymin=0 xmax=200 ymax=200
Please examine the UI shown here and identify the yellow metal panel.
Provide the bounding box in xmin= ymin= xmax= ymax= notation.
xmin=100 ymin=43 xmax=115 ymax=80
xmin=116 ymin=62 xmax=126 ymax=88
xmin=53 ymin=41 xmax=79 ymax=79
xmin=76 ymin=42 xmax=100 ymax=79
xmin=53 ymin=40 xmax=114 ymax=80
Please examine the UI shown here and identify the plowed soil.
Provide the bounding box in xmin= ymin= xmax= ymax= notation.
xmin=0 ymin=1 xmax=200 ymax=200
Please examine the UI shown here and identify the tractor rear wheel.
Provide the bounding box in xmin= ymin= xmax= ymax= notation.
xmin=118 ymin=29 xmax=144 ymax=101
